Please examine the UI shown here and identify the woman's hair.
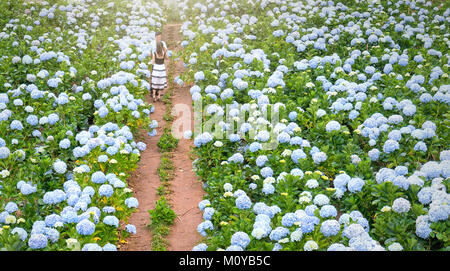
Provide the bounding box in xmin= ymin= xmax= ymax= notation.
xmin=156 ymin=41 xmax=164 ymax=57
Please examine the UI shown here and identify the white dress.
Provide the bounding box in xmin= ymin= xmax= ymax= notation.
xmin=151 ymin=52 xmax=167 ymax=91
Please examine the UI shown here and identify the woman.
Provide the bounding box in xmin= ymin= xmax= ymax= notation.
xmin=150 ymin=41 xmax=167 ymax=102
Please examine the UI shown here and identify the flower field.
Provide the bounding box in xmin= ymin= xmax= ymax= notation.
xmin=0 ymin=0 xmax=164 ymax=250
xmin=177 ymin=0 xmax=449 ymax=251
xmin=0 ymin=0 xmax=449 ymax=252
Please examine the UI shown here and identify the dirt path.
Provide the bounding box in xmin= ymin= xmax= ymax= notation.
xmin=120 ymin=95 xmax=166 ymax=251
xmin=121 ymin=23 xmax=203 ymax=251
xmin=164 ymin=24 xmax=205 ymax=251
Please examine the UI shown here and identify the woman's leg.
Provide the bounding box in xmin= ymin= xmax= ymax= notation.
xmin=155 ymin=89 xmax=160 ymax=101
xmin=157 ymin=88 xmax=163 ymax=101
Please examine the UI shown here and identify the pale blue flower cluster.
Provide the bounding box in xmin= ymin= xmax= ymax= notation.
xmin=76 ymin=219 xmax=96 ymax=235
xmin=236 ymin=194 xmax=252 ymax=210
xmin=325 ymin=120 xmax=341 ymax=132
xmin=197 ymin=220 xmax=213 ymax=236
xmin=125 ymin=197 xmax=139 ymax=208
xmin=269 ymin=226 xmax=289 ymax=241
xmin=231 ymin=231 xmax=250 ymax=249
xmin=392 ymin=198 xmax=411 ymax=213
xmin=320 ymin=219 xmax=341 ymax=237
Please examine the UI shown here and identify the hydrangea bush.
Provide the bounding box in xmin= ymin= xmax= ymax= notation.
xmin=0 ymin=0 xmax=165 ymax=250
xmin=177 ymin=0 xmax=449 ymax=251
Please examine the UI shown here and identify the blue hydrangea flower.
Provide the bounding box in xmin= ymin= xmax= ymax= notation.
xmin=417 ymin=187 xmax=433 ymax=205
xmin=342 ymin=223 xmax=366 ymax=239
xmin=393 ymin=176 xmax=409 ymax=190
xmin=313 ymin=194 xmax=329 ymax=206
xmin=428 ymin=205 xmax=449 ymax=222
xmin=91 ymin=171 xmax=106 ymax=184
xmin=277 ymin=132 xmax=291 ymax=143
xmin=103 ymin=243 xmax=117 ymax=251
xmin=103 ymin=206 xmax=116 ymax=213
xmin=53 ymin=160 xmax=67 ymax=174
xmin=383 ymin=139 xmax=400 ymax=154
xmin=281 ymin=213 xmax=299 ymax=227
xmin=10 ymin=120 xmax=24 ymax=130
xmin=97 ymin=155 xmax=108 ymax=163
xmin=0 ymin=147 xmax=11 ymax=159
xmin=82 ymin=243 xmax=103 ymax=251
xmin=420 ymin=161 xmax=442 ymax=179
xmin=98 ymin=184 xmax=114 ymax=197
xmin=82 ymin=186 xmax=95 ymax=196
xmin=291 ymin=149 xmax=307 ymax=163
xmin=439 ymin=150 xmax=450 ymax=161
xmin=45 ymin=214 xmax=62 ymax=227
xmin=48 ymin=113 xmax=59 ymax=125
xmin=414 ymin=141 xmax=427 ymax=152
xmin=260 ymin=167 xmax=273 ymax=178
xmin=290 ymin=228 xmax=303 ymax=242
xmin=61 ymin=208 xmax=78 ymax=224
xmin=125 ymin=197 xmax=139 ymax=208
xmin=226 ymin=245 xmax=244 ymax=251
xmin=327 ymin=243 xmax=348 ymax=251
xmin=289 ymin=111 xmax=297 ymax=120
xmin=320 ymin=220 xmax=341 ymax=237
xmin=197 ymin=220 xmax=213 ymax=236
xmin=348 ymin=178 xmax=365 ymax=193
xmin=19 ymin=183 xmax=37 ymax=195
xmin=59 ymin=139 xmax=71 ymax=149
xmin=272 ymin=243 xmax=283 ymax=251
xmin=198 ymin=200 xmax=210 ymax=211
xmin=269 ymin=227 xmax=289 ymax=241
xmin=28 ymin=234 xmax=48 ymax=249
xmin=0 ymin=211 xmax=8 ymax=223
xmin=325 ymin=120 xmax=341 ymax=132
xmin=43 ymin=190 xmax=67 ymax=205
xmin=125 ymin=224 xmax=137 ymax=234
xmin=304 ymin=205 xmax=318 ymax=216
xmin=392 ymin=198 xmax=411 ymax=213
xmin=319 ymin=205 xmax=338 ymax=218
xmin=194 ymin=71 xmax=205 ymax=81
xmin=203 ymin=207 xmax=215 ymax=220
xmin=5 ymin=202 xmax=18 ymax=213
xmin=228 ymin=153 xmax=244 ymax=164
xmin=136 ymin=142 xmax=146 ymax=151
xmin=312 ymin=151 xmax=327 ymax=164
xmin=252 ymin=202 xmax=273 ymax=217
xmin=103 ymin=215 xmax=119 ymax=227
xmin=334 ymin=173 xmax=351 ymax=191
xmin=415 ymin=221 xmax=431 ymax=239
xmin=231 ymin=232 xmax=250 ymax=249
xmin=45 ymin=228 xmax=60 ymax=243
xmin=11 ymin=227 xmax=28 ymax=241
xmin=262 ymin=183 xmax=275 ymax=195
xmin=255 ymin=155 xmax=268 ymax=167
xmin=192 ymin=243 xmax=208 ymax=251
xmin=26 ymin=115 xmax=39 ymax=126
xmin=76 ymin=219 xmax=95 ymax=235
xmin=236 ymin=195 xmax=252 ymax=210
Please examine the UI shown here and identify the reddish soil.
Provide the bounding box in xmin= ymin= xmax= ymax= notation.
xmin=119 ymin=94 xmax=166 ymax=251
xmin=121 ymin=23 xmax=204 ymax=251
xmin=164 ymin=24 xmax=205 ymax=251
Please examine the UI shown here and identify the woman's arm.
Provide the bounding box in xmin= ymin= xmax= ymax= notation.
xmin=149 ymin=53 xmax=155 ymax=83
